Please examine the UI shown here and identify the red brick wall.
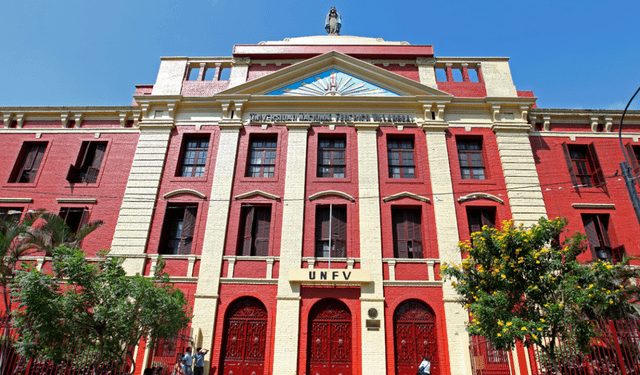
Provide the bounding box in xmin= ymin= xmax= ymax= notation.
xmin=0 ymin=130 xmax=138 ymax=256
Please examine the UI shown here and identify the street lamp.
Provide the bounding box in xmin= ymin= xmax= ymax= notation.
xmin=618 ymin=87 xmax=640 ymax=225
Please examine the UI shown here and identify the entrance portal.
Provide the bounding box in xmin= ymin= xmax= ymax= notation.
xmin=394 ymin=300 xmax=438 ymax=375
xmin=307 ymin=299 xmax=352 ymax=375
xmin=220 ymin=298 xmax=267 ymax=375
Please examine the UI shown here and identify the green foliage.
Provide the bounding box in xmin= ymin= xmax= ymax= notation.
xmin=24 ymin=210 xmax=104 ymax=255
xmin=0 ymin=213 xmax=39 ymax=312
xmin=441 ymin=217 xmax=640 ymax=370
xmin=11 ymin=246 xmax=191 ymax=370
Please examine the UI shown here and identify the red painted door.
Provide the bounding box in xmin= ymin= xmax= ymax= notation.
xmin=308 ymin=300 xmax=352 ymax=375
xmin=394 ymin=301 xmax=439 ymax=375
xmin=221 ymin=298 xmax=267 ymax=375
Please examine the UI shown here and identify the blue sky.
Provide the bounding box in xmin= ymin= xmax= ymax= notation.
xmin=1 ymin=0 xmax=639 ymax=110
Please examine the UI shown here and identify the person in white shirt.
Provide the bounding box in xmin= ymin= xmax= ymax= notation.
xmin=418 ymin=355 xmax=431 ymax=375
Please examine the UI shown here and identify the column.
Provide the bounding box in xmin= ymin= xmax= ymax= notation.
xmin=423 ymin=123 xmax=473 ymax=375
xmin=492 ymin=123 xmax=547 ymax=226
xmin=110 ymin=121 xmax=173 ymax=275
xmin=191 ymin=121 xmax=242 ymax=375
xmin=272 ymin=124 xmax=310 ymax=375
xmin=355 ymin=123 xmax=387 ymax=375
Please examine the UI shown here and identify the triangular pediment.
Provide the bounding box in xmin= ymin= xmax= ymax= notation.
xmin=218 ymin=51 xmax=451 ymax=97
xmin=268 ymin=69 xmax=400 ymax=97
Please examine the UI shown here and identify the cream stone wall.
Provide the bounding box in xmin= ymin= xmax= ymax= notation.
xmin=355 ymin=124 xmax=387 ymax=374
xmin=481 ymin=61 xmax=518 ymax=97
xmin=423 ymin=123 xmax=473 ymax=375
xmin=152 ymin=58 xmax=187 ymax=95
xmin=417 ymin=58 xmax=438 ymax=89
xmin=191 ymin=122 xmax=242 ymax=375
xmin=272 ymin=124 xmax=309 ymax=375
xmin=493 ymin=123 xmax=547 ymax=226
xmin=227 ymin=58 xmax=250 ymax=89
xmin=110 ymin=123 xmax=173 ymax=275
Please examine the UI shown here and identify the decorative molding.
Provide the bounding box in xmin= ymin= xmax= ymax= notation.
xmin=308 ymin=190 xmax=355 ymax=202
xmin=457 ymin=192 xmax=504 ymax=204
xmin=56 ymin=198 xmax=97 ymax=204
xmin=234 ymin=190 xmax=280 ymax=201
xmin=193 ymin=293 xmax=220 ymax=299
xmin=383 ymin=191 xmax=430 ymax=203
xmin=571 ymin=203 xmax=615 ymax=209
xmin=163 ymin=189 xmax=206 ymax=199
xmin=0 ymin=198 xmax=33 ymax=203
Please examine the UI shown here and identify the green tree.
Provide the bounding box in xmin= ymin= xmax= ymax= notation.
xmin=0 ymin=212 xmax=38 ymax=374
xmin=441 ymin=217 xmax=640 ymax=373
xmin=24 ymin=210 xmax=104 ymax=255
xmin=11 ymin=246 xmax=191 ymax=374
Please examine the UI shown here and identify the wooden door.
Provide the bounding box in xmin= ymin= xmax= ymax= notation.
xmin=308 ymin=300 xmax=352 ymax=375
xmin=394 ymin=301 xmax=439 ymax=375
xmin=221 ymin=298 xmax=267 ymax=375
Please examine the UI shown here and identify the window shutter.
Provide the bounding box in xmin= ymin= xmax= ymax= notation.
xmin=315 ymin=207 xmax=330 ymax=250
xmin=583 ymin=215 xmax=601 ymax=248
xmin=393 ymin=211 xmax=409 ymax=258
xmin=28 ymin=145 xmax=45 ymax=183
xmin=468 ymin=210 xmax=482 ymax=234
xmin=587 ymin=143 xmax=605 ymax=188
xmin=625 ymin=143 xmax=640 ymax=177
xmin=595 ymin=215 xmax=611 ymax=248
xmin=84 ymin=143 xmax=106 ymax=183
xmin=180 ymin=206 xmax=197 ymax=255
xmin=66 ymin=164 xmax=80 ymax=182
xmin=407 ymin=210 xmax=423 ymax=258
xmin=254 ymin=207 xmax=271 ymax=256
xmin=481 ymin=209 xmax=495 ymax=228
xmin=331 ymin=207 xmax=347 ymax=257
xmin=241 ymin=207 xmax=255 ymax=256
xmin=561 ymin=142 xmax=578 ymax=186
xmin=91 ymin=143 xmax=106 ymax=169
xmin=79 ymin=207 xmax=89 ymax=229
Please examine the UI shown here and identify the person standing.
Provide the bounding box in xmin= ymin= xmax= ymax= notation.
xmin=418 ymin=355 xmax=431 ymax=375
xmin=192 ymin=347 xmax=209 ymax=375
xmin=182 ymin=347 xmax=194 ymax=375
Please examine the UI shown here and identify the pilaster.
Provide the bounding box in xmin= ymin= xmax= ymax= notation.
xmin=423 ymin=122 xmax=473 ymax=375
xmin=191 ymin=120 xmax=242 ymax=375
xmin=272 ymin=123 xmax=310 ymax=375
xmin=355 ymin=123 xmax=387 ymax=375
xmin=492 ymin=122 xmax=547 ymax=226
xmin=416 ymin=57 xmax=437 ymax=89
xmin=110 ymin=121 xmax=174 ymax=275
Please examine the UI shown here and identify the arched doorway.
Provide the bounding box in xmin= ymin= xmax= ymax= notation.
xmin=394 ymin=300 xmax=438 ymax=375
xmin=220 ymin=297 xmax=268 ymax=375
xmin=307 ymin=299 xmax=352 ymax=375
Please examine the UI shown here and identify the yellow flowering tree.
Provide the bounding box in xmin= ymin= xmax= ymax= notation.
xmin=441 ymin=217 xmax=639 ymax=373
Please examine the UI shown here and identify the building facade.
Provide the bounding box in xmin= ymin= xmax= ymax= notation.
xmin=1 ymin=34 xmax=639 ymax=375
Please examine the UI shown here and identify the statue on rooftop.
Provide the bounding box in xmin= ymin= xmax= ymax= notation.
xmin=325 ymin=6 xmax=342 ymax=35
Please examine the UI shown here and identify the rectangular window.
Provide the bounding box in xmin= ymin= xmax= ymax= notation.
xmin=467 ymin=207 xmax=496 ymax=234
xmin=581 ymin=214 xmax=624 ymax=262
xmin=317 ymin=137 xmax=346 ymax=178
xmin=238 ymin=205 xmax=271 ymax=256
xmin=392 ymin=209 xmax=423 ymax=258
xmin=247 ymin=138 xmax=277 ymax=178
xmin=625 ymin=143 xmax=640 ymax=177
xmin=562 ymin=143 xmax=604 ymax=188
xmin=388 ymin=138 xmax=415 ymax=178
xmin=10 ymin=142 xmax=47 ymax=183
xmin=0 ymin=207 xmax=23 ymax=222
xmin=66 ymin=141 xmax=107 ymax=183
xmin=315 ymin=205 xmax=347 ymax=257
xmin=160 ymin=205 xmax=197 ymax=255
xmin=179 ymin=137 xmax=209 ymax=177
xmin=457 ymin=139 xmax=486 ymax=180
xmin=59 ymin=207 xmax=89 ymax=233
